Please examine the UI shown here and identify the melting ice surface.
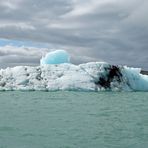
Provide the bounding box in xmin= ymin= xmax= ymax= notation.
xmin=0 ymin=62 xmax=148 ymax=91
xmin=40 ymin=50 xmax=70 ymax=65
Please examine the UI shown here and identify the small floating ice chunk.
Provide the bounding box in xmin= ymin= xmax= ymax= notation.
xmin=40 ymin=50 xmax=70 ymax=65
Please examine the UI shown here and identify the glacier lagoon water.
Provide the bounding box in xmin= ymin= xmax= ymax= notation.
xmin=0 ymin=91 xmax=148 ymax=148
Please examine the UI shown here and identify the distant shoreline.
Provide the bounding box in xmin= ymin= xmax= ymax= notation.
xmin=141 ymin=70 xmax=148 ymax=75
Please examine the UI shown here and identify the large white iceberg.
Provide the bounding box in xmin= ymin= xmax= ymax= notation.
xmin=0 ymin=62 xmax=148 ymax=91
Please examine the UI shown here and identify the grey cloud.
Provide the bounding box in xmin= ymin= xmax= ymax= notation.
xmin=0 ymin=0 xmax=73 ymax=21
xmin=0 ymin=55 xmax=39 ymax=63
xmin=0 ymin=0 xmax=148 ymax=69
xmin=0 ymin=46 xmax=49 ymax=66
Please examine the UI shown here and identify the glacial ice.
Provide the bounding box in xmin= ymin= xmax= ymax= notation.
xmin=40 ymin=50 xmax=70 ymax=65
xmin=0 ymin=62 xmax=148 ymax=91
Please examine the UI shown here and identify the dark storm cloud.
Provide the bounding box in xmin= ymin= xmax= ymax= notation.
xmin=0 ymin=0 xmax=147 ymax=69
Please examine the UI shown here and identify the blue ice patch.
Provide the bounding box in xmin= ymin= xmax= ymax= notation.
xmin=40 ymin=50 xmax=70 ymax=65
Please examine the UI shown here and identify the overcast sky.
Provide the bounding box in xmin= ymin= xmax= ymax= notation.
xmin=0 ymin=0 xmax=148 ymax=69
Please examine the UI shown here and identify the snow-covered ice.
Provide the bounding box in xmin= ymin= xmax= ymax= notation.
xmin=0 ymin=62 xmax=148 ymax=91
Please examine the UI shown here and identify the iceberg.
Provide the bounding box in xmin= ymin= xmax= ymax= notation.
xmin=0 ymin=62 xmax=148 ymax=91
xmin=40 ymin=50 xmax=70 ymax=65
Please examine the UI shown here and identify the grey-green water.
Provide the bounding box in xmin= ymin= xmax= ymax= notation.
xmin=0 ymin=91 xmax=148 ymax=148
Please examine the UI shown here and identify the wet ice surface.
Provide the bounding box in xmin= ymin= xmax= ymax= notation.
xmin=0 ymin=91 xmax=148 ymax=148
